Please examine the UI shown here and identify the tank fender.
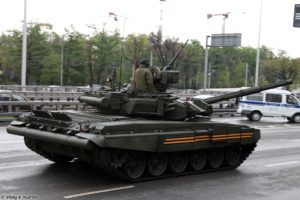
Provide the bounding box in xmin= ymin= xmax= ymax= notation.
xmin=6 ymin=125 xmax=94 ymax=150
xmin=98 ymin=133 xmax=160 ymax=152
xmin=76 ymin=133 xmax=105 ymax=147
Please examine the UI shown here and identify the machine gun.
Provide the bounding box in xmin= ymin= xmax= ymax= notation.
xmin=151 ymin=40 xmax=189 ymax=92
xmin=162 ymin=40 xmax=189 ymax=71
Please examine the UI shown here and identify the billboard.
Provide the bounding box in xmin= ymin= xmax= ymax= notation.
xmin=210 ymin=33 xmax=241 ymax=47
xmin=294 ymin=4 xmax=300 ymax=27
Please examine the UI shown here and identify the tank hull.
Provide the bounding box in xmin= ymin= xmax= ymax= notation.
xmin=7 ymin=111 xmax=260 ymax=182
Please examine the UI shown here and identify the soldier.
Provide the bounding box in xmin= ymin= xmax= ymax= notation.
xmin=134 ymin=58 xmax=156 ymax=92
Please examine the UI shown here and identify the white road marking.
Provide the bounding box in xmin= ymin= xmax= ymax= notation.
xmin=64 ymin=185 xmax=135 ymax=199
xmin=289 ymin=139 xmax=300 ymax=142
xmin=0 ymin=152 xmax=35 ymax=159
xmin=265 ymin=161 xmax=300 ymax=167
xmin=0 ymin=161 xmax=50 ymax=170
xmin=0 ymin=141 xmax=24 ymax=144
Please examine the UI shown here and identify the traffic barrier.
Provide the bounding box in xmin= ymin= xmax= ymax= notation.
xmin=0 ymin=101 xmax=91 ymax=113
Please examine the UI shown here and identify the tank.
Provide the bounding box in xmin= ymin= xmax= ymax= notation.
xmin=6 ymin=42 xmax=293 ymax=182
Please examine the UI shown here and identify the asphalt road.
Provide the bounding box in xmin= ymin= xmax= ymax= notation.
xmin=1 ymin=116 xmax=300 ymax=200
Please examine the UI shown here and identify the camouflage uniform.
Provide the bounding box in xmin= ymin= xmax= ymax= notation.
xmin=134 ymin=64 xmax=156 ymax=92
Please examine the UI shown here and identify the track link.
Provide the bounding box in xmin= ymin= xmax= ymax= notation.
xmin=92 ymin=144 xmax=257 ymax=182
xmin=24 ymin=137 xmax=256 ymax=182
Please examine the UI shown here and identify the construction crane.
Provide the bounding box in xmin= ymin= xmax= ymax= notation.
xmin=207 ymin=12 xmax=231 ymax=34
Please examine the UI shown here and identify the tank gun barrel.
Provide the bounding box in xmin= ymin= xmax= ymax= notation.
xmin=162 ymin=40 xmax=189 ymax=71
xmin=78 ymin=96 xmax=110 ymax=108
xmin=203 ymin=79 xmax=293 ymax=104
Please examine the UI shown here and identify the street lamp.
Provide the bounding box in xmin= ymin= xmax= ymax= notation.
xmin=109 ymin=12 xmax=127 ymax=89
xmin=21 ymin=0 xmax=27 ymax=89
xmin=245 ymin=63 xmax=248 ymax=87
xmin=208 ymin=64 xmax=215 ymax=89
xmin=60 ymin=35 xmax=64 ymax=86
xmin=203 ymin=35 xmax=210 ymax=92
xmin=255 ymin=0 xmax=263 ymax=86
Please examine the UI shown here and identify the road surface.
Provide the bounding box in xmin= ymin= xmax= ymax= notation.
xmin=0 ymin=116 xmax=300 ymax=200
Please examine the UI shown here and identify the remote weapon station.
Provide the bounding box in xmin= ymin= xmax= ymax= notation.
xmin=7 ymin=41 xmax=292 ymax=181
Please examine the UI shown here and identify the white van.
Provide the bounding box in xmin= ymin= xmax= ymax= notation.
xmin=237 ymin=89 xmax=300 ymax=123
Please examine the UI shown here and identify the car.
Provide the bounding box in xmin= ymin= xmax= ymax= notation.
xmin=0 ymin=90 xmax=31 ymax=112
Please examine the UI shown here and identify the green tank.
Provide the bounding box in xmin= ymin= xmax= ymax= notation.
xmin=6 ymin=42 xmax=293 ymax=182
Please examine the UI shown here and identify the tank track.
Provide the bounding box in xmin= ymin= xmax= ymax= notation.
xmin=92 ymin=144 xmax=257 ymax=183
xmin=24 ymin=137 xmax=74 ymax=163
xmin=24 ymin=137 xmax=256 ymax=182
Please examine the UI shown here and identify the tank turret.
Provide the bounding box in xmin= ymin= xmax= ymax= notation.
xmin=79 ymin=45 xmax=293 ymax=120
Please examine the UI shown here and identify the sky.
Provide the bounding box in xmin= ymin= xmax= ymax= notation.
xmin=1 ymin=0 xmax=300 ymax=58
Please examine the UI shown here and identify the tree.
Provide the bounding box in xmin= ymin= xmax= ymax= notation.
xmin=149 ymin=31 xmax=167 ymax=67
xmin=182 ymin=40 xmax=204 ymax=89
xmin=0 ymin=30 xmax=22 ymax=84
xmin=123 ymin=34 xmax=151 ymax=79
xmin=63 ymin=26 xmax=87 ymax=85
xmin=0 ymin=24 xmax=298 ymax=89
xmin=26 ymin=23 xmax=55 ymax=85
xmin=262 ymin=51 xmax=298 ymax=88
xmin=91 ymin=27 xmax=121 ymax=85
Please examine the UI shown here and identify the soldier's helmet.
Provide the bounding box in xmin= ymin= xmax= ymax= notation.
xmin=140 ymin=58 xmax=150 ymax=67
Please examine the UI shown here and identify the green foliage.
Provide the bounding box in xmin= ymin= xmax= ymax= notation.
xmin=91 ymin=28 xmax=121 ymax=85
xmin=123 ymin=33 xmax=151 ymax=66
xmin=26 ymin=24 xmax=55 ymax=84
xmin=0 ymin=23 xmax=299 ymax=89
xmin=63 ymin=26 xmax=87 ymax=85
xmin=181 ymin=40 xmax=204 ymax=89
xmin=0 ymin=30 xmax=22 ymax=84
xmin=261 ymin=51 xmax=299 ymax=90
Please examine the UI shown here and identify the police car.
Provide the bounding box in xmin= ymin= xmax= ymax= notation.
xmin=237 ymin=88 xmax=300 ymax=123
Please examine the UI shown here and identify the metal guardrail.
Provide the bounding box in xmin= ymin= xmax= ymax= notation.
xmin=15 ymin=91 xmax=82 ymax=101
xmin=0 ymin=109 xmax=237 ymax=124
xmin=1 ymin=84 xmax=239 ymax=103
xmin=0 ymin=85 xmax=83 ymax=92
xmin=0 ymin=85 xmax=237 ymax=121
xmin=0 ymin=100 xmax=87 ymax=113
xmin=2 ymin=91 xmax=82 ymax=101
xmin=0 ymin=100 xmax=236 ymax=116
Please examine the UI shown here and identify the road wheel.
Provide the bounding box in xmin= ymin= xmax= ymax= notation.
xmin=249 ymin=111 xmax=262 ymax=121
xmin=225 ymin=146 xmax=241 ymax=167
xmin=292 ymin=114 xmax=300 ymax=123
xmin=123 ymin=151 xmax=146 ymax=180
xmin=147 ymin=153 xmax=168 ymax=177
xmin=208 ymin=148 xmax=224 ymax=169
xmin=168 ymin=152 xmax=188 ymax=174
xmin=189 ymin=150 xmax=207 ymax=171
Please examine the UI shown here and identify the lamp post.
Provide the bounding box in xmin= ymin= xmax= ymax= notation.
xmin=109 ymin=12 xmax=126 ymax=89
xmin=21 ymin=0 xmax=27 ymax=89
xmin=203 ymin=35 xmax=210 ymax=92
xmin=255 ymin=0 xmax=263 ymax=86
xmin=60 ymin=35 xmax=64 ymax=86
xmin=245 ymin=63 xmax=248 ymax=87
xmin=208 ymin=64 xmax=215 ymax=90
